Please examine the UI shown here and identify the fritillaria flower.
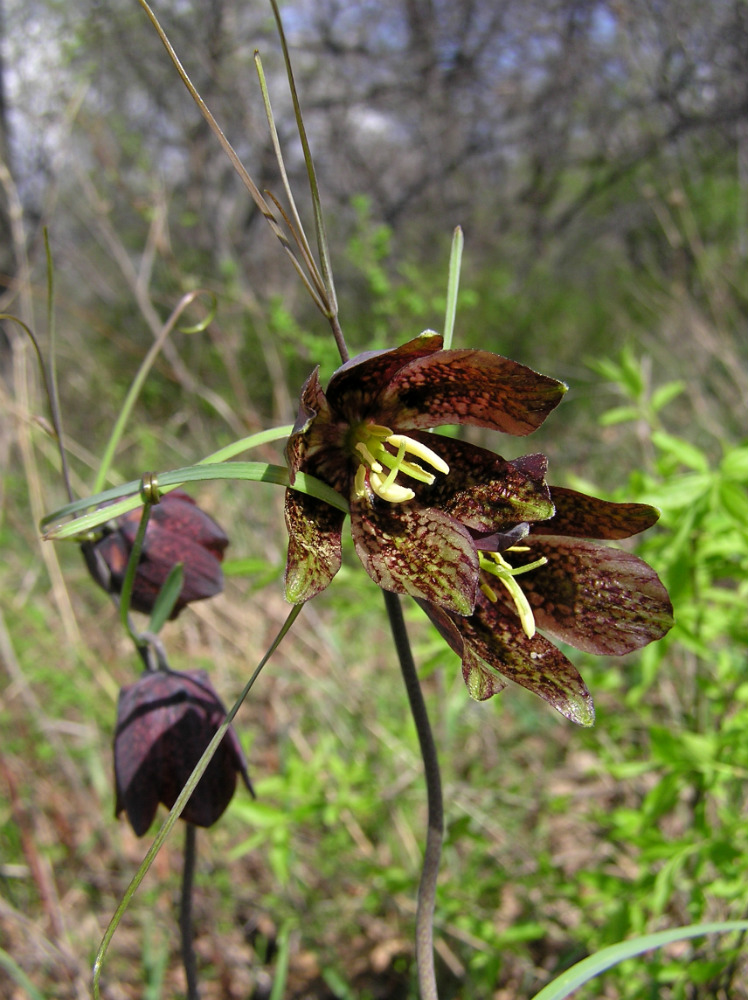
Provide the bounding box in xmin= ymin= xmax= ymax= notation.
xmin=285 ymin=331 xmax=673 ymax=723
xmin=114 ymin=669 xmax=252 ymax=835
xmin=284 ymin=332 xmax=567 ymax=613
xmin=85 ymin=489 xmax=228 ymax=618
xmin=420 ymin=455 xmax=674 ymax=725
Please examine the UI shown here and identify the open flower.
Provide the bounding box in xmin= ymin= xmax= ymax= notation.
xmin=284 ymin=332 xmax=566 ymax=613
xmin=114 ymin=669 xmax=252 ymax=835
xmin=84 ymin=489 xmax=228 ymax=619
xmin=420 ymin=455 xmax=674 ymax=725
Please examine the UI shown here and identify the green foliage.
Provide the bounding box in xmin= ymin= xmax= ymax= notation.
xmin=550 ymin=352 xmax=748 ymax=998
xmin=5 ymin=71 xmax=748 ymax=995
xmin=338 ymin=196 xmax=478 ymax=354
xmin=204 ymin=345 xmax=748 ymax=998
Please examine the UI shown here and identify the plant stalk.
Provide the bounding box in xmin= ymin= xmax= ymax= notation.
xmin=180 ymin=823 xmax=200 ymax=1000
xmin=383 ymin=590 xmax=442 ymax=1000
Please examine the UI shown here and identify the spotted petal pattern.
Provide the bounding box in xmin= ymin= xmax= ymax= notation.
xmin=409 ymin=433 xmax=555 ymax=532
xmin=419 ymin=598 xmax=595 ymax=726
xmin=379 ymin=347 xmax=567 ymax=435
xmin=282 ymin=331 xmax=673 ymax=717
xmin=532 ymin=487 xmax=661 ymax=539
xmin=513 ymin=536 xmax=674 ymax=655
xmin=284 ymin=490 xmax=345 ymax=604
xmin=324 ymin=332 xmax=566 ymax=435
xmin=351 ymin=493 xmax=479 ymax=615
xmin=325 ymin=332 xmax=443 ymax=420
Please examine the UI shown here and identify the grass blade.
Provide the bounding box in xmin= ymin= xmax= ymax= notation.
xmin=530 ymin=921 xmax=748 ymax=1000
xmin=443 ymin=226 xmax=464 ymax=350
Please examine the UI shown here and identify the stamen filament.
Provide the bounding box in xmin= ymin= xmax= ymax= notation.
xmin=354 ymin=441 xmax=383 ymax=472
xmin=498 ymin=573 xmax=536 ymax=639
xmin=377 ymin=450 xmax=436 ymax=484
xmin=377 ymin=439 xmax=407 ymax=488
xmin=354 ymin=464 xmax=367 ymax=498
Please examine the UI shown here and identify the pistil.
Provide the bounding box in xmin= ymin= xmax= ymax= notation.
xmin=479 ymin=548 xmax=548 ymax=638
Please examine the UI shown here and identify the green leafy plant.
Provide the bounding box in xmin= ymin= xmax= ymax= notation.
xmin=4 ymin=3 xmax=746 ymax=1000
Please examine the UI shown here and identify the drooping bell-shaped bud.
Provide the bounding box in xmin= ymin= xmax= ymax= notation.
xmin=85 ymin=489 xmax=228 ymax=619
xmin=114 ymin=668 xmax=252 ymax=835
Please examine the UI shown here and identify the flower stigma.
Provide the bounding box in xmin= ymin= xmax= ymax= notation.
xmin=479 ymin=547 xmax=548 ymax=638
xmin=350 ymin=422 xmax=449 ymax=503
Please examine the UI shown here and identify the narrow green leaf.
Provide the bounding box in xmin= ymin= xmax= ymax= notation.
xmin=44 ymin=421 xmax=292 ymax=534
xmin=269 ymin=923 xmax=292 ymax=1000
xmin=443 ymin=225 xmax=464 ymax=350
xmin=0 ymin=949 xmax=47 ymax=1000
xmin=147 ymin=563 xmax=184 ymax=635
xmin=199 ymin=424 xmax=292 ymax=464
xmin=530 ymin=921 xmax=748 ymax=1000
xmin=42 ymin=462 xmax=349 ymax=540
xmin=119 ymin=501 xmax=152 ymax=632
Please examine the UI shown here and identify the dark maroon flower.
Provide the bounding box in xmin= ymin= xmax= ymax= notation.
xmin=420 ymin=457 xmax=674 ymax=725
xmin=285 ymin=332 xmax=566 ymax=613
xmin=85 ymin=489 xmax=228 ymax=618
xmin=114 ymin=669 xmax=252 ymax=835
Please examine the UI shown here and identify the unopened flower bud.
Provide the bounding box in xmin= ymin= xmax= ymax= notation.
xmin=114 ymin=668 xmax=252 ymax=836
xmin=85 ymin=489 xmax=228 ymax=618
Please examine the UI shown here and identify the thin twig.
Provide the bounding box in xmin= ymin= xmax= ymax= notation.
xmin=267 ymin=0 xmax=339 ymax=318
xmin=180 ymin=824 xmax=200 ymax=1000
xmin=135 ymin=0 xmax=326 ymax=311
xmin=383 ymin=590 xmax=443 ymax=1000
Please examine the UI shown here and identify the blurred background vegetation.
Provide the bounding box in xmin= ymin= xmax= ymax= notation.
xmin=1 ymin=1 xmax=748 ymax=998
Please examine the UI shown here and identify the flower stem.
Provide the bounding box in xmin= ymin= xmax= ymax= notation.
xmin=382 ymin=590 xmax=442 ymax=1000
xmin=180 ymin=823 xmax=200 ymax=1000
xmin=329 ymin=313 xmax=349 ymax=364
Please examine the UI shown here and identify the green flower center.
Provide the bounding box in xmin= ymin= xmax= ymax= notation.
xmin=479 ymin=547 xmax=548 ymax=639
xmin=350 ymin=422 xmax=449 ymax=503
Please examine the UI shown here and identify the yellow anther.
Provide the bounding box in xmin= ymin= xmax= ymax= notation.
xmin=385 ymin=434 xmax=450 ymax=475
xmin=365 ymin=423 xmax=395 ymax=440
xmin=349 ymin=421 xmax=449 ymax=505
xmin=370 ymin=471 xmax=415 ymax=503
